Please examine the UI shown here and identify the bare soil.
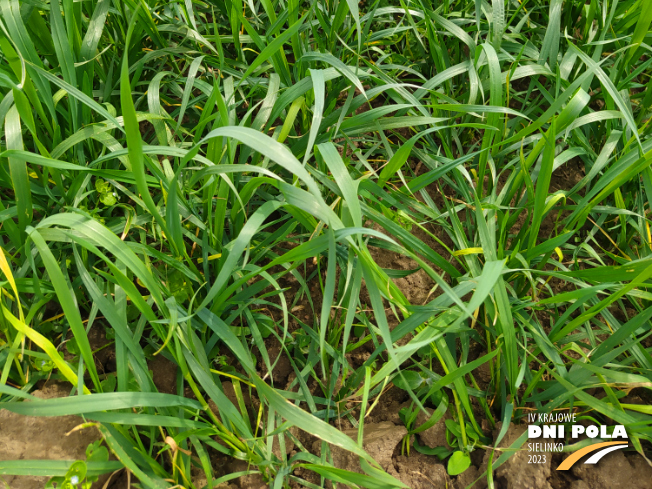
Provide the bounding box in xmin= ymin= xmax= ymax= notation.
xmin=0 ymin=383 xmax=107 ymax=489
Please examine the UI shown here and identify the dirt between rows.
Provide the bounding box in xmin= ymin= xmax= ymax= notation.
xmin=2 ymin=381 xmax=651 ymax=489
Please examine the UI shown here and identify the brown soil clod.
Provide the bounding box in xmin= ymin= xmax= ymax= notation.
xmin=313 ymin=421 xmax=407 ymax=475
xmin=390 ymin=452 xmax=450 ymax=488
xmin=570 ymin=450 xmax=652 ymax=489
xmin=415 ymin=408 xmax=452 ymax=451
xmin=0 ymin=383 xmax=105 ymax=489
xmin=483 ymin=422 xmax=553 ymax=489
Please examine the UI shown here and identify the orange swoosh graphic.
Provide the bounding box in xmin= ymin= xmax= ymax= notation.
xmin=557 ymin=442 xmax=628 ymax=470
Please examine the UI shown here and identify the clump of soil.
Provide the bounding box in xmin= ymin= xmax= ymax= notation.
xmin=569 ymin=449 xmax=652 ymax=489
xmin=391 ymin=452 xmax=450 ymax=488
xmin=486 ymin=422 xmax=554 ymax=489
xmin=312 ymin=421 xmax=407 ymax=475
xmin=0 ymin=382 xmax=105 ymax=489
xmin=415 ymin=408 xmax=452 ymax=450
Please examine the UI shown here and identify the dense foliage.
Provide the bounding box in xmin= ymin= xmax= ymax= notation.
xmin=1 ymin=0 xmax=652 ymax=487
